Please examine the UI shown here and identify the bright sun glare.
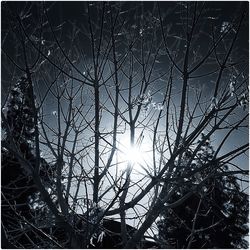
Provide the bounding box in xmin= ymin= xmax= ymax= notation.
xmin=124 ymin=146 xmax=143 ymax=165
xmin=116 ymin=134 xmax=152 ymax=170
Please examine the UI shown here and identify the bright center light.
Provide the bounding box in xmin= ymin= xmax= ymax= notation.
xmin=125 ymin=146 xmax=143 ymax=165
xmin=116 ymin=134 xmax=151 ymax=170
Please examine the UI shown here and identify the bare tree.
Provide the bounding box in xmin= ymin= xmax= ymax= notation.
xmin=1 ymin=1 xmax=248 ymax=248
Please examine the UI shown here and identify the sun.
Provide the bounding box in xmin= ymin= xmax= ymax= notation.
xmin=116 ymin=133 xmax=152 ymax=170
xmin=124 ymin=145 xmax=144 ymax=165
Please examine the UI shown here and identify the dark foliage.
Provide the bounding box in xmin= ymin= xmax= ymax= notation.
xmin=157 ymin=138 xmax=249 ymax=248
xmin=4 ymin=77 xmax=36 ymax=145
xmin=1 ymin=77 xmax=55 ymax=248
